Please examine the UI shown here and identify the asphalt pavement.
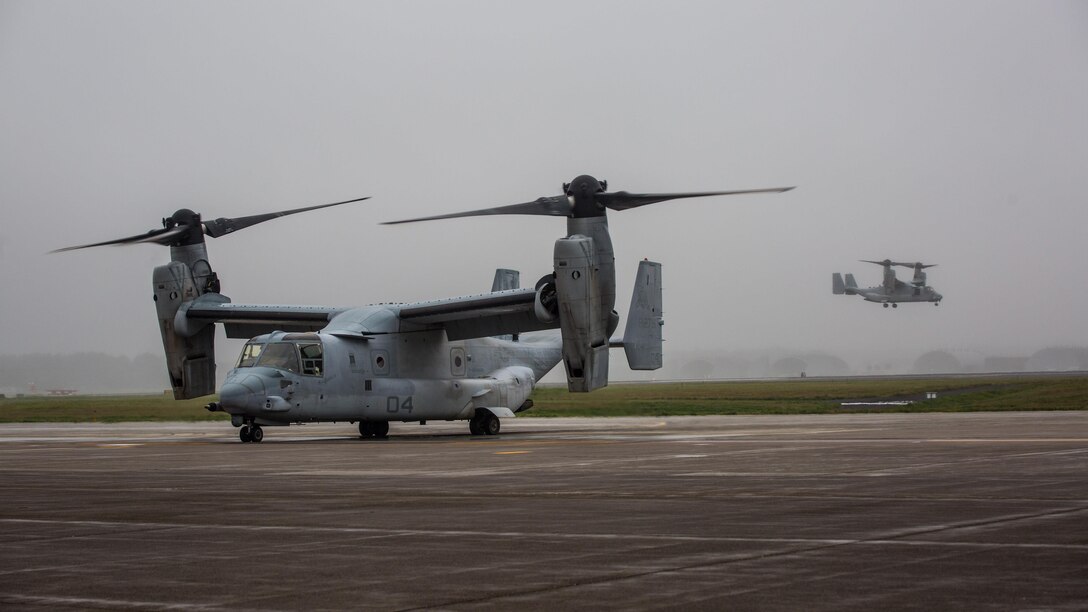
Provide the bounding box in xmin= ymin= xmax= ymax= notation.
xmin=1 ymin=412 xmax=1086 ymax=610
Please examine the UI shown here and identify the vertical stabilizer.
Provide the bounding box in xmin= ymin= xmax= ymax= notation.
xmin=622 ymin=260 xmax=663 ymax=370
xmin=491 ymin=268 xmax=520 ymax=292
xmin=491 ymin=268 xmax=520 ymax=341
xmin=832 ymin=273 xmax=845 ymax=295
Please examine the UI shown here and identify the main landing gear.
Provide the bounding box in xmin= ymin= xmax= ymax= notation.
xmin=469 ymin=411 xmax=501 ymax=436
xmin=239 ymin=424 xmax=264 ymax=443
xmin=359 ymin=421 xmax=390 ymax=439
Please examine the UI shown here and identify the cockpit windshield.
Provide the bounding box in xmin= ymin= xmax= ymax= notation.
xmin=237 ymin=343 xmax=264 ymax=368
xmin=235 ymin=339 xmax=324 ymax=376
xmin=258 ymin=343 xmax=301 ymax=373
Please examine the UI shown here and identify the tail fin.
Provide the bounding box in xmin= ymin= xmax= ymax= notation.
xmin=845 ymin=273 xmax=858 ymax=290
xmin=620 ymin=260 xmax=663 ymax=370
xmin=832 ymin=273 xmax=845 ymax=295
xmin=491 ymin=268 xmax=520 ymax=292
xmin=491 ymin=269 xmax=520 ymax=342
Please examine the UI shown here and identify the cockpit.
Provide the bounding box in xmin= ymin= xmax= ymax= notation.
xmin=236 ymin=333 xmax=324 ymax=376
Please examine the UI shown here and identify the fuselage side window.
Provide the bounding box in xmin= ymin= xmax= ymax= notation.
xmin=256 ymin=342 xmax=300 ymax=373
xmin=237 ymin=343 xmax=264 ymax=368
xmin=299 ymin=343 xmax=323 ymax=377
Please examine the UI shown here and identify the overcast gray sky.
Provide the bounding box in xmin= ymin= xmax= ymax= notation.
xmin=2 ymin=1 xmax=1086 ymax=370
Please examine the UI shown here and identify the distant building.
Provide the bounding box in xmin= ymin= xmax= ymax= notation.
xmin=1027 ymin=347 xmax=1088 ymax=371
xmin=913 ymin=351 xmax=962 ymax=374
xmin=983 ymin=357 xmax=1027 ymax=372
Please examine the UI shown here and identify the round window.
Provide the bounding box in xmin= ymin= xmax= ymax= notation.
xmin=454 ymin=356 xmax=463 ymax=368
xmin=375 ymin=355 xmax=386 ymax=369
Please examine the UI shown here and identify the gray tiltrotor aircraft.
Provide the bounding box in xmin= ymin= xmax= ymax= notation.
xmin=56 ymin=175 xmax=792 ymax=441
xmin=833 ymin=259 xmax=943 ymax=308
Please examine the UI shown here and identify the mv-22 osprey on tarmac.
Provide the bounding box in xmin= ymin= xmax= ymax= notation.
xmin=56 ymin=175 xmax=792 ymax=442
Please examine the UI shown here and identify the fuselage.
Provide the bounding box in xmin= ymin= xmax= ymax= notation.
xmin=216 ymin=306 xmax=563 ymax=427
xmin=856 ymin=285 xmax=943 ymax=304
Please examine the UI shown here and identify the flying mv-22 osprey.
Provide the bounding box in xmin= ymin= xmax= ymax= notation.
xmin=55 ymin=175 xmax=792 ymax=442
xmin=833 ymin=259 xmax=943 ymax=308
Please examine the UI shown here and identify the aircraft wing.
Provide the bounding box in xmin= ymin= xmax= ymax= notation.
xmin=179 ymin=288 xmax=558 ymax=341
xmin=180 ymin=295 xmax=346 ymax=338
xmin=398 ymin=288 xmax=559 ymax=340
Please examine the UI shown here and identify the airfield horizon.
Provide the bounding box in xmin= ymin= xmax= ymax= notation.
xmin=1 ymin=372 xmax=1084 ymax=423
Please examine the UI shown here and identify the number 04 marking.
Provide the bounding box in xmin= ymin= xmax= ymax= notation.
xmin=386 ymin=396 xmax=414 ymax=413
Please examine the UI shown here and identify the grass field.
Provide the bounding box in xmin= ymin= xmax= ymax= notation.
xmin=529 ymin=375 xmax=1088 ymax=417
xmin=1 ymin=375 xmax=1085 ymax=423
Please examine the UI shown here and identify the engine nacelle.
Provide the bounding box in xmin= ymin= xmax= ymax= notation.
xmin=152 ymin=246 xmax=220 ymax=399
xmin=553 ymin=235 xmax=614 ymax=392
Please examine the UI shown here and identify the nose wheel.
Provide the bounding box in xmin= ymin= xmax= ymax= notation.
xmin=239 ymin=424 xmax=264 ymax=443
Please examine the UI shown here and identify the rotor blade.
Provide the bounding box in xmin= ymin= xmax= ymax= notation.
xmin=597 ymin=187 xmax=795 ymax=211
xmin=861 ymin=259 xmax=892 ymax=266
xmin=50 ymin=226 xmax=187 ymax=253
xmin=890 ymin=261 xmax=937 ymax=269
xmin=202 ymin=196 xmax=370 ymax=238
xmin=382 ymin=196 xmax=572 ymax=225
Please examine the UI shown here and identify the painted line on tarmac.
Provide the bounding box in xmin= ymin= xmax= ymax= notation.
xmin=5 ymin=516 xmax=1088 ymax=551
xmin=0 ymin=593 xmax=234 ymax=611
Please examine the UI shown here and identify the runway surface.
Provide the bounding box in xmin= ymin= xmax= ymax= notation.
xmin=1 ymin=412 xmax=1086 ymax=611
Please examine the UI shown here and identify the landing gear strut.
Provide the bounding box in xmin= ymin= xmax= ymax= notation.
xmin=359 ymin=421 xmax=390 ymax=439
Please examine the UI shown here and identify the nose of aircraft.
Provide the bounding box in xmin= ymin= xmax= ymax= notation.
xmin=218 ymin=376 xmax=265 ymax=412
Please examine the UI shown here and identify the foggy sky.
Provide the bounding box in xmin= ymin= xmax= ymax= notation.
xmin=1 ymin=1 xmax=1086 ymax=375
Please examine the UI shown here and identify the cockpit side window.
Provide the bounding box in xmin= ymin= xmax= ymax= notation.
xmin=256 ymin=342 xmax=301 ymax=373
xmin=237 ymin=343 xmax=264 ymax=368
xmin=299 ymin=343 xmax=323 ymax=377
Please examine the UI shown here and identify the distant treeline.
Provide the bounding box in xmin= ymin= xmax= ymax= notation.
xmin=2 ymin=346 xmax=1086 ymax=397
xmin=0 ymin=353 xmax=169 ymax=395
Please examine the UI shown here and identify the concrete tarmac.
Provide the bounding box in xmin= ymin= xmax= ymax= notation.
xmin=0 ymin=412 xmax=1086 ymax=611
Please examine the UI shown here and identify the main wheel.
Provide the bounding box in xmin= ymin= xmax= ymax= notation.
xmin=373 ymin=421 xmax=389 ymax=438
xmin=883 ymin=303 xmax=889 ymax=308
xmin=359 ymin=422 xmax=373 ymax=438
xmin=239 ymin=425 xmax=252 ymax=443
xmin=250 ymin=425 xmax=264 ymax=443
xmin=469 ymin=417 xmax=482 ymax=435
xmin=482 ymin=412 xmax=500 ymax=436
xmin=892 ymin=303 xmax=898 ymax=308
